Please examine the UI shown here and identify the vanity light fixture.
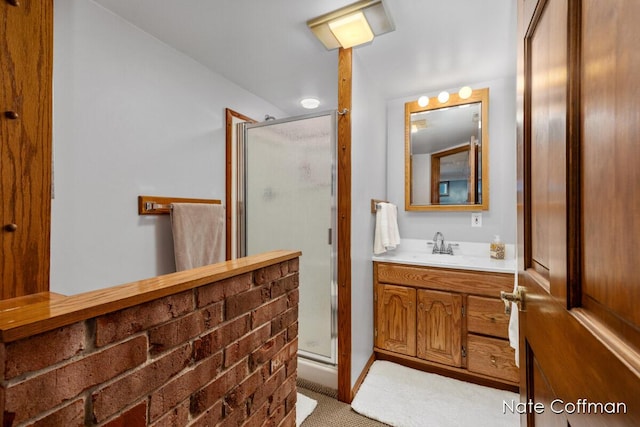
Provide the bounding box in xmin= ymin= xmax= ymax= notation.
xmin=300 ymin=98 xmax=320 ymax=109
xmin=437 ymin=91 xmax=450 ymax=103
xmin=417 ymin=96 xmax=429 ymax=107
xmin=307 ymin=0 xmax=395 ymax=50
xmin=458 ymin=86 xmax=473 ymax=99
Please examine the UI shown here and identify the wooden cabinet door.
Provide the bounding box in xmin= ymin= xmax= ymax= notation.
xmin=517 ymin=0 xmax=640 ymax=425
xmin=416 ymin=289 xmax=462 ymax=367
xmin=375 ymin=284 xmax=416 ymax=356
xmin=1 ymin=0 xmax=52 ymax=298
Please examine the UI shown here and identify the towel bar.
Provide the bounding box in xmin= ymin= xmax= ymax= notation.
xmin=138 ymin=195 xmax=222 ymax=215
xmin=371 ymin=198 xmax=389 ymax=213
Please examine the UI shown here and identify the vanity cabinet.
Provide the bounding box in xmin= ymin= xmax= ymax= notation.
xmin=374 ymin=262 xmax=519 ymax=391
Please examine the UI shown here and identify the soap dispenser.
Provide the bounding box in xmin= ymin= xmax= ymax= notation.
xmin=490 ymin=235 xmax=505 ymax=259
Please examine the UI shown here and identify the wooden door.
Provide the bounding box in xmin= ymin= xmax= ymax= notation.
xmin=375 ymin=283 xmax=416 ymax=356
xmin=516 ymin=0 xmax=640 ymax=425
xmin=0 ymin=0 xmax=52 ymax=299
xmin=416 ymin=289 xmax=462 ymax=367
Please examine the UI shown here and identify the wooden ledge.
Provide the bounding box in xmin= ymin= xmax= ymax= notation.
xmin=0 ymin=250 xmax=301 ymax=343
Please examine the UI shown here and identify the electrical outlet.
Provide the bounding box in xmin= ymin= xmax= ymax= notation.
xmin=471 ymin=212 xmax=482 ymax=227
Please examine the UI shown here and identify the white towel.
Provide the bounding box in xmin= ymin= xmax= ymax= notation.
xmin=374 ymin=202 xmax=401 ymax=255
xmin=508 ymin=274 xmax=519 ymax=366
xmin=170 ymin=203 xmax=225 ymax=271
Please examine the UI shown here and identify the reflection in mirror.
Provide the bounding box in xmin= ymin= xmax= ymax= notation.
xmin=405 ymin=87 xmax=489 ymax=211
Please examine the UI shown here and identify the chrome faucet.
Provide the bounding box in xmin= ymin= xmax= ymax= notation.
xmin=432 ymin=231 xmax=453 ymax=255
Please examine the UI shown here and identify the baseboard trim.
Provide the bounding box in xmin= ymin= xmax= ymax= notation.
xmin=350 ymin=353 xmax=376 ymax=401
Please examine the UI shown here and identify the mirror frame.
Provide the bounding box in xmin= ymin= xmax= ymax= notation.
xmin=404 ymin=87 xmax=489 ymax=211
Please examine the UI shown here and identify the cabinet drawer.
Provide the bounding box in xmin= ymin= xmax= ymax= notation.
xmin=467 ymin=296 xmax=510 ymax=339
xmin=467 ymin=335 xmax=519 ymax=383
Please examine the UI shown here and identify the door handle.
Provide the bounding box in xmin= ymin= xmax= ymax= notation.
xmin=500 ymin=286 xmax=525 ymax=314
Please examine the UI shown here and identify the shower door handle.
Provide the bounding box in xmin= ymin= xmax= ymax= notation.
xmin=328 ymin=228 xmax=332 ymax=245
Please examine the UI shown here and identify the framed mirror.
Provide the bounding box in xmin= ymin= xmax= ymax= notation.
xmin=405 ymin=87 xmax=489 ymax=211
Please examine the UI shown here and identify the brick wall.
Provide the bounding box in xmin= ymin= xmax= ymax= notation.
xmin=0 ymin=257 xmax=299 ymax=426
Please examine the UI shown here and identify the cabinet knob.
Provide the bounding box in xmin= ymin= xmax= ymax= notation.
xmin=5 ymin=111 xmax=19 ymax=120
xmin=490 ymin=355 xmax=497 ymax=366
xmin=4 ymin=223 xmax=18 ymax=232
xmin=6 ymin=0 xmax=20 ymax=7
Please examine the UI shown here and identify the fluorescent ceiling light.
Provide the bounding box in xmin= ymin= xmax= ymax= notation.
xmin=307 ymin=0 xmax=394 ymax=50
xmin=328 ymin=12 xmax=374 ymax=49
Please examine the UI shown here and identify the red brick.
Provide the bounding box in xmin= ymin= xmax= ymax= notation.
xmin=4 ymin=335 xmax=147 ymax=424
xmin=244 ymin=400 xmax=270 ymax=427
xmin=96 ymin=291 xmax=193 ymax=346
xmin=149 ymin=400 xmax=190 ymax=427
xmin=249 ymin=331 xmax=286 ymax=371
xmin=271 ymin=339 xmax=298 ymax=375
xmin=254 ymin=264 xmax=283 ymax=286
xmin=277 ymin=408 xmax=296 ymax=427
xmin=102 ymin=400 xmax=146 ymax=427
xmin=287 ymin=259 xmax=299 ymax=273
xmin=270 ymin=275 xmax=299 ymax=299
xmin=225 ymin=363 xmax=269 ymax=410
xmin=219 ymin=400 xmax=248 ymax=427
xmin=286 ymin=321 xmax=298 ymax=343
xmin=224 ymin=323 xmax=271 ymax=368
xmin=149 ymin=352 xmax=223 ymax=421
xmin=225 ymin=286 xmax=270 ymax=320
xmin=5 ymin=322 xmax=86 ymax=379
xmin=270 ymin=307 xmax=298 ymax=336
xmin=92 ymin=343 xmax=191 ymax=423
xmin=189 ymin=359 xmax=249 ymax=417
xmin=270 ymin=375 xmax=296 ymax=414
xmin=189 ymin=400 xmax=223 ymax=427
xmin=25 ymin=397 xmax=85 ymax=427
xmin=149 ymin=304 xmax=222 ymax=354
xmin=266 ymin=403 xmax=286 ymax=427
xmin=250 ymin=366 xmax=286 ymax=414
xmin=196 ymin=273 xmax=253 ymax=308
xmin=193 ymin=315 xmax=251 ymax=362
xmin=286 ymin=288 xmax=299 ymax=308
xmin=251 ymin=295 xmax=288 ymax=329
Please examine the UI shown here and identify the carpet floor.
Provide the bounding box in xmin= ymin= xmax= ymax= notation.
xmin=297 ymin=379 xmax=389 ymax=427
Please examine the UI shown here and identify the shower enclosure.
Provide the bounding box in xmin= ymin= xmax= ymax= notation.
xmin=238 ymin=111 xmax=337 ymax=364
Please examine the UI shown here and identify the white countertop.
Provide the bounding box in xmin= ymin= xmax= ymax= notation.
xmin=372 ymin=239 xmax=517 ymax=274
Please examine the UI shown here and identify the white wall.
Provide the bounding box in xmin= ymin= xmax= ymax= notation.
xmin=350 ymin=53 xmax=387 ymax=386
xmin=386 ymin=76 xmax=517 ymax=244
xmin=51 ymin=0 xmax=285 ymax=295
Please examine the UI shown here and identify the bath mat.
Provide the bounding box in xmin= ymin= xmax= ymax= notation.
xmin=296 ymin=392 xmax=317 ymax=426
xmin=351 ymin=361 xmax=519 ymax=427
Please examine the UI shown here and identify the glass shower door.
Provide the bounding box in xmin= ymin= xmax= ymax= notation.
xmin=244 ymin=112 xmax=336 ymax=364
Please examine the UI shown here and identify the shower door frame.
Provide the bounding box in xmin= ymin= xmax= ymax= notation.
xmin=237 ymin=110 xmax=338 ymax=365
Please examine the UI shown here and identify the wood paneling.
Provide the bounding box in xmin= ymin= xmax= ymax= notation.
xmin=518 ymin=0 xmax=640 ymax=424
xmin=467 ymin=335 xmax=519 ymax=383
xmin=467 ymin=295 xmax=510 ymax=339
xmin=416 ymin=289 xmax=462 ymax=367
xmin=376 ymin=284 xmax=416 ymax=355
xmin=337 ymin=47 xmax=352 ymax=403
xmin=1 ymin=0 xmax=53 ymax=298
xmin=376 ymin=263 xmax=513 ymax=297
xmin=581 ymin=0 xmax=640 ymax=332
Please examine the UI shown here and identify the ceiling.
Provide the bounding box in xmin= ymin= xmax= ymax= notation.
xmin=92 ymin=0 xmax=517 ymax=117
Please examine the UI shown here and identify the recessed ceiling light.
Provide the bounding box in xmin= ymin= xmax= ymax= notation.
xmin=300 ymin=98 xmax=320 ymax=109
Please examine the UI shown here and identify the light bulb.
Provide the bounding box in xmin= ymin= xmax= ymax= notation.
xmin=417 ymin=96 xmax=429 ymax=107
xmin=437 ymin=91 xmax=450 ymax=103
xmin=458 ymin=86 xmax=472 ymax=99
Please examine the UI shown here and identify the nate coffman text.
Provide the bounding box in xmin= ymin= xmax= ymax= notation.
xmin=503 ymin=399 xmax=627 ymax=415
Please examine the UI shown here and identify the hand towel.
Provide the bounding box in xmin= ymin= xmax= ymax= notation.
xmin=373 ymin=202 xmax=401 ymax=255
xmin=508 ymin=274 xmax=519 ymax=366
xmin=170 ymin=203 xmax=225 ymax=271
